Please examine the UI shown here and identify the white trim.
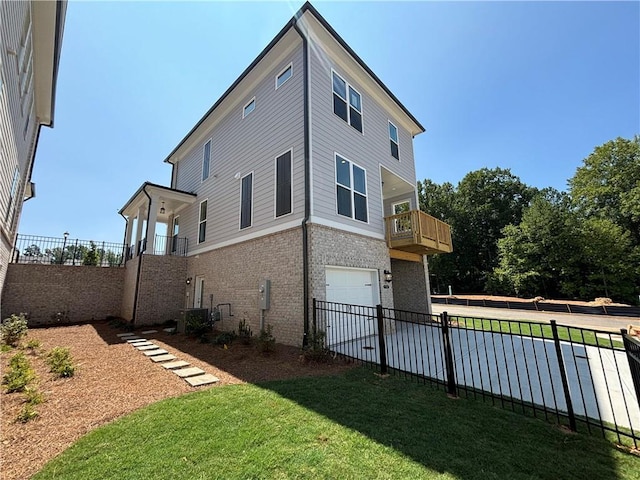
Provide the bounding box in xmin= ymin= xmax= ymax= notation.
xmin=275 ymin=62 xmax=293 ymax=90
xmin=392 ymin=199 xmax=411 ymax=214
xmin=274 ymin=148 xmax=294 ymax=219
xmin=194 ymin=275 xmax=205 ymax=308
xmin=309 ymin=216 xmax=385 ymax=241
xmin=242 ymin=97 xmax=256 ymax=118
xmin=239 ymin=171 xmax=254 ymax=230
xmin=330 ymin=69 xmax=364 ymax=135
xmin=334 ymin=152 xmax=369 ymax=224
xmin=388 ymin=120 xmax=399 ymax=160
xmin=172 ymin=215 xmax=180 ymax=236
xmin=188 ymin=219 xmax=302 ymax=255
xmin=197 ymin=198 xmax=208 ymax=244
xmin=201 ymin=138 xmax=212 ymax=182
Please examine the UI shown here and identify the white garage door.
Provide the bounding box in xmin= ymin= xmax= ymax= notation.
xmin=325 ymin=267 xmax=379 ymax=346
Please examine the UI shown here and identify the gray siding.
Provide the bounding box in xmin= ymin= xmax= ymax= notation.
xmin=174 ymin=43 xmax=305 ymax=250
xmin=0 ymin=1 xmax=40 ymax=297
xmin=308 ymin=38 xmax=417 ymax=236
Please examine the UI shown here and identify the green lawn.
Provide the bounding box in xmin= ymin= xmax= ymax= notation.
xmin=453 ymin=317 xmax=624 ymax=349
xmin=34 ymin=369 xmax=639 ymax=480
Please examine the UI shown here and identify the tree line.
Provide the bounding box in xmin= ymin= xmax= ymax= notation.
xmin=419 ymin=136 xmax=639 ymax=305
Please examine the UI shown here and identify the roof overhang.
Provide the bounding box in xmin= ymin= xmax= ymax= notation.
xmin=119 ymin=182 xmax=197 ymax=221
xmin=31 ymin=0 xmax=67 ymax=128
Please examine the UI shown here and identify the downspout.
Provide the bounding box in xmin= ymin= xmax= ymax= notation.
xmin=131 ymin=185 xmax=152 ymax=324
xmin=293 ymin=20 xmax=311 ymax=347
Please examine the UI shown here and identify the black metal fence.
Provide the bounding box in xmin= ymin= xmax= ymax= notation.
xmin=314 ymin=299 xmax=640 ymax=448
xmin=124 ymin=235 xmax=188 ymax=260
xmin=12 ymin=234 xmax=125 ymax=267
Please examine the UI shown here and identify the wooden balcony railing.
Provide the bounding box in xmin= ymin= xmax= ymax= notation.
xmin=384 ymin=210 xmax=453 ymax=255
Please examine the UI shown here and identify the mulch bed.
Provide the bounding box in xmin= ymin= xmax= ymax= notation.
xmin=1 ymin=321 xmax=351 ymax=480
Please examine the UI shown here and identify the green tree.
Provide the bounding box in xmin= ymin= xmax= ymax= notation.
xmin=82 ymin=241 xmax=100 ymax=266
xmin=569 ymin=135 xmax=640 ymax=243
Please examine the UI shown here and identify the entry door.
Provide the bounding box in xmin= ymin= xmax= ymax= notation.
xmin=325 ymin=267 xmax=379 ymax=345
xmin=194 ymin=276 xmax=204 ymax=308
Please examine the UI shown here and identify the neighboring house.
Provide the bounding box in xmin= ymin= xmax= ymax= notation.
xmin=0 ymin=1 xmax=67 ymax=303
xmin=119 ymin=2 xmax=452 ymax=346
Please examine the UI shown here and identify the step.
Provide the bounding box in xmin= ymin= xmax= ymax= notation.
xmin=143 ymin=349 xmax=169 ymax=357
xmin=173 ymin=367 xmax=205 ymax=378
xmin=185 ymin=374 xmax=219 ymax=387
xmin=162 ymin=360 xmax=190 ymax=370
xmin=150 ymin=353 xmax=177 ymax=362
xmin=117 ymin=333 xmax=137 ymax=338
xmin=125 ymin=337 xmax=144 ymax=342
xmin=136 ymin=345 xmax=159 ymax=351
xmin=141 ymin=330 xmax=158 ymax=334
xmin=132 ymin=341 xmax=154 ymax=347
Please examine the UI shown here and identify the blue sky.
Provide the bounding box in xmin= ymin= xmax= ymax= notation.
xmin=21 ymin=1 xmax=640 ymax=244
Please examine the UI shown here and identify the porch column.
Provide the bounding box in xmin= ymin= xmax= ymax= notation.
xmin=124 ymin=216 xmax=134 ymax=259
xmin=134 ymin=205 xmax=145 ymax=255
xmin=146 ymin=195 xmax=159 ymax=255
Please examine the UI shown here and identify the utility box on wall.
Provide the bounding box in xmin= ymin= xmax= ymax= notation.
xmin=259 ymin=279 xmax=271 ymax=310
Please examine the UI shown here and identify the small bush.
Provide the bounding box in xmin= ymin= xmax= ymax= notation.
xmin=16 ymin=404 xmax=38 ymax=423
xmin=302 ymin=330 xmax=332 ymax=363
xmin=46 ymin=347 xmax=76 ymax=378
xmin=2 ymin=353 xmax=36 ymax=393
xmin=0 ymin=314 xmax=28 ymax=347
xmin=25 ymin=338 xmax=42 ymax=353
xmin=212 ymin=331 xmax=236 ymax=346
xmin=256 ymin=325 xmax=276 ymax=354
xmin=24 ymin=386 xmax=45 ymax=405
xmin=237 ymin=319 xmax=253 ymax=345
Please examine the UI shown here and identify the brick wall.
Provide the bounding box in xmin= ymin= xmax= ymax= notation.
xmin=134 ymin=255 xmax=187 ymax=325
xmin=308 ymin=223 xmax=394 ymax=309
xmin=121 ymin=255 xmax=139 ymax=321
xmin=1 ymin=264 xmax=124 ymax=325
xmin=391 ymin=257 xmax=430 ymax=314
xmin=186 ymin=227 xmax=304 ymax=346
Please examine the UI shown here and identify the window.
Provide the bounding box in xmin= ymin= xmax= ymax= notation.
xmin=240 ymin=173 xmax=253 ymax=229
xmin=276 ymin=63 xmax=292 ymax=89
xmin=332 ymin=71 xmax=362 ymax=133
xmin=202 ymin=140 xmax=211 ymax=181
xmin=243 ymin=98 xmax=256 ymax=118
xmin=335 ymin=155 xmax=367 ymax=222
xmin=4 ymin=167 xmax=20 ymax=223
xmin=389 ymin=122 xmax=399 ymax=160
xmin=198 ymin=200 xmax=207 ymax=244
xmin=275 ymin=150 xmax=292 ymax=217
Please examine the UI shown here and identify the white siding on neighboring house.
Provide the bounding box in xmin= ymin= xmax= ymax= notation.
xmin=305 ymin=17 xmax=418 ymax=239
xmin=174 ymin=42 xmax=306 ymax=252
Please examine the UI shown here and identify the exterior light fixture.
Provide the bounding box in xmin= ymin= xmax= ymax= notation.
xmin=160 ymin=202 xmax=166 ymax=214
xmin=384 ymin=270 xmax=392 ymax=282
xmin=186 ymin=277 xmax=192 ymax=285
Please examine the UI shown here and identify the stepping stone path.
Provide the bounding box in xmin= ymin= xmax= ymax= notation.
xmin=119 ymin=332 xmax=219 ymax=387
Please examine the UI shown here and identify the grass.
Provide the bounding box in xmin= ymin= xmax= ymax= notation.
xmin=453 ymin=317 xmax=624 ymax=349
xmin=33 ymin=369 xmax=639 ymax=480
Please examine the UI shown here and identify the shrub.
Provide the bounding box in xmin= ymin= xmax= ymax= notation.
xmin=256 ymin=325 xmax=276 ymax=354
xmin=185 ymin=310 xmax=210 ymax=337
xmin=16 ymin=404 xmax=38 ymax=423
xmin=237 ymin=319 xmax=253 ymax=345
xmin=2 ymin=353 xmax=36 ymax=393
xmin=302 ymin=330 xmax=332 ymax=363
xmin=46 ymin=347 xmax=76 ymax=378
xmin=24 ymin=386 xmax=45 ymax=405
xmin=212 ymin=331 xmax=236 ymax=346
xmin=25 ymin=338 xmax=42 ymax=353
xmin=0 ymin=314 xmax=28 ymax=347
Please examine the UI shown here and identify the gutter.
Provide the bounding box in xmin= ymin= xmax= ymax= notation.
xmin=131 ymin=185 xmax=152 ymax=324
xmin=293 ymin=20 xmax=311 ymax=347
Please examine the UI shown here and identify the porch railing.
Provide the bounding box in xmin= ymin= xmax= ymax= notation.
xmin=12 ymin=234 xmax=125 ymax=267
xmin=384 ymin=210 xmax=453 ymax=255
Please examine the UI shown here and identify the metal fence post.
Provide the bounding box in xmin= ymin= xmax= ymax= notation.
xmin=621 ymin=328 xmax=640 ymax=411
xmin=376 ymin=304 xmax=388 ymax=375
xmin=550 ymin=320 xmax=577 ymax=431
xmin=312 ymin=298 xmax=317 ymax=339
xmin=440 ymin=311 xmax=457 ymax=397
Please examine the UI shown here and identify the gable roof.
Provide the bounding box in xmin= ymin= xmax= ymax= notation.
xmin=164 ymin=2 xmax=424 ymax=165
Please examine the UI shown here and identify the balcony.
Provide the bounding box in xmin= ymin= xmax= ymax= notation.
xmin=384 ymin=210 xmax=453 ymax=255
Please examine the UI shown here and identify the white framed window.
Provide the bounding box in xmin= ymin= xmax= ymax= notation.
xmin=240 ymin=172 xmax=253 ymax=229
xmin=202 ymin=139 xmax=211 ymax=181
xmin=275 ymin=149 xmax=292 ymax=217
xmin=389 ymin=121 xmax=399 ymax=160
xmin=332 ymin=71 xmax=362 ymax=133
xmin=275 ymin=63 xmax=293 ymax=89
xmin=243 ymin=97 xmax=256 ymax=118
xmin=198 ymin=199 xmax=207 ymax=244
xmin=335 ymin=154 xmax=368 ymax=223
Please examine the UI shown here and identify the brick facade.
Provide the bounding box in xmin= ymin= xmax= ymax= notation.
xmin=186 ymin=227 xmax=304 ymax=346
xmin=1 ymin=264 xmax=125 ymax=325
xmin=391 ymin=257 xmax=431 ymax=314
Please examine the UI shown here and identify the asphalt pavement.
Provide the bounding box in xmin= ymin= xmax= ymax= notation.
xmin=430 ymin=303 xmax=638 ymax=332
